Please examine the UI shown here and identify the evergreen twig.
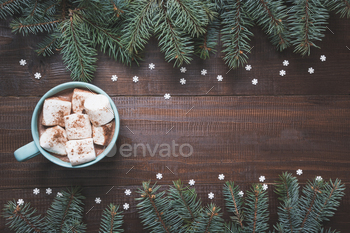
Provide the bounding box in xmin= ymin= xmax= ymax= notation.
xmin=99 ymin=204 xmax=124 ymax=233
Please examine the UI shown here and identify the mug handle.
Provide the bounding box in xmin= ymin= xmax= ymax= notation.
xmin=14 ymin=141 xmax=41 ymax=162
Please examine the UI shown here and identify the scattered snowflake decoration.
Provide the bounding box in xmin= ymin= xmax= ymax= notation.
xmin=149 ymin=63 xmax=155 ymax=70
xmin=238 ymin=191 xmax=244 ymax=197
xmin=262 ymin=184 xmax=268 ymax=191
xmin=156 ymin=173 xmax=163 ymax=180
xmin=17 ymin=199 xmax=24 ymax=206
xmin=111 ymin=75 xmax=118 ymax=82
xmin=34 ymin=72 xmax=41 ymax=79
xmin=252 ymin=78 xmax=258 ymax=85
xmin=180 ymin=78 xmax=186 ymax=85
xmin=208 ymin=192 xmax=214 ymax=199
xmin=46 ymin=188 xmax=52 ymax=195
xmin=279 ymin=70 xmax=286 ymax=76
xmin=180 ymin=67 xmax=187 ymax=73
xmin=316 ymin=176 xmax=323 ymax=181
xmin=57 ymin=192 xmax=63 ymax=197
xmin=33 ymin=188 xmax=40 ymax=195
xmin=164 ymin=93 xmax=171 ymax=100
xmin=218 ymin=174 xmax=225 ymax=180
xmin=296 ymin=169 xmax=303 ymax=176
xmin=19 ymin=59 xmax=27 ymax=66
xmin=320 ymin=55 xmax=326 ymax=62
xmin=123 ymin=203 xmax=130 ymax=210
xmin=217 ymin=75 xmax=223 ymax=82
xmin=125 ymin=189 xmax=131 ymax=196
xmin=283 ymin=60 xmax=289 ymax=66
xmin=189 ymin=179 xmax=195 ymax=186
xmin=201 ymin=69 xmax=207 ymax=76
xmin=259 ymin=175 xmax=266 ymax=182
xmin=308 ymin=67 xmax=314 ymax=74
xmin=132 ymin=76 xmax=139 ymax=83
xmin=245 ymin=65 xmax=252 ymax=71
xmin=95 ymin=197 xmax=101 ymax=204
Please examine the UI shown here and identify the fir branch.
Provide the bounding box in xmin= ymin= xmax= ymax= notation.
xmin=315 ymin=179 xmax=345 ymax=223
xmin=121 ymin=0 xmax=155 ymax=56
xmin=35 ymin=33 xmax=60 ymax=56
xmin=59 ymin=10 xmax=98 ymax=82
xmin=167 ymin=0 xmax=208 ymax=37
xmin=274 ymin=172 xmax=301 ymax=233
xmin=0 ymin=0 xmax=28 ymax=19
xmin=289 ymin=0 xmax=329 ymax=56
xmin=221 ymin=0 xmax=254 ymax=69
xmin=154 ymin=2 xmax=194 ymax=67
xmin=191 ymin=203 xmax=224 ymax=233
xmin=244 ymin=183 xmax=269 ymax=233
xmin=2 ymin=201 xmax=44 ymax=233
xmin=194 ymin=19 xmax=219 ymax=59
xmin=10 ymin=16 xmax=62 ymax=35
xmin=99 ymin=204 xmax=124 ymax=233
xmin=223 ymin=181 xmax=244 ymax=229
xmin=44 ymin=187 xmax=85 ymax=232
xmin=136 ymin=181 xmax=182 ymax=233
xmin=327 ymin=0 xmax=350 ymax=18
xmin=247 ymin=0 xmax=290 ymax=51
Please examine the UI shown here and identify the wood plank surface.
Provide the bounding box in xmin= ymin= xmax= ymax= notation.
xmin=0 ymin=96 xmax=349 ymax=231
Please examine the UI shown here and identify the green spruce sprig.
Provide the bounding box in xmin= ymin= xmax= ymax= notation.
xmin=223 ymin=181 xmax=245 ymax=229
xmin=99 ymin=204 xmax=124 ymax=233
xmin=326 ymin=0 xmax=350 ymax=18
xmin=191 ymin=203 xmax=224 ymax=233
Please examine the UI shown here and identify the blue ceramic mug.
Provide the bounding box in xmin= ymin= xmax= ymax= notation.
xmin=14 ymin=82 xmax=120 ymax=168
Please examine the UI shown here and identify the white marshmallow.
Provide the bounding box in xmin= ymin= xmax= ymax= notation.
xmin=64 ymin=114 xmax=92 ymax=140
xmin=71 ymin=88 xmax=94 ymax=113
xmin=66 ymin=138 xmax=96 ymax=165
xmin=39 ymin=126 xmax=68 ymax=155
xmin=92 ymin=122 xmax=113 ymax=146
xmin=42 ymin=97 xmax=71 ymax=127
xmin=84 ymin=94 xmax=114 ymax=126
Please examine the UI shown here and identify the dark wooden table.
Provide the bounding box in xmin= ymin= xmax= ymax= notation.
xmin=1 ymin=14 xmax=350 ymax=232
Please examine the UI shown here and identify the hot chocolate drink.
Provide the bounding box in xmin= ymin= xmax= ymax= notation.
xmin=38 ymin=88 xmax=115 ymax=164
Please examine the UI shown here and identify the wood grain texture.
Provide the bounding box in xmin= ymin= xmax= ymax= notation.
xmin=0 ymin=96 xmax=349 ymax=231
xmin=1 ymin=12 xmax=350 ymax=233
xmin=1 ymin=14 xmax=350 ymax=97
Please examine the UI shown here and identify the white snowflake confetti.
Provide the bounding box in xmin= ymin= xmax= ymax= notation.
xmin=125 ymin=189 xmax=131 ymax=196
xmin=283 ymin=60 xmax=289 ymax=66
xmin=252 ymin=78 xmax=258 ymax=85
xmin=132 ymin=76 xmax=139 ymax=83
xmin=57 ymin=192 xmax=63 ymax=197
xmin=33 ymin=188 xmax=40 ymax=195
xmin=149 ymin=63 xmax=155 ymax=70
xmin=296 ymin=169 xmax=303 ymax=176
xmin=238 ymin=191 xmax=244 ymax=197
xmin=34 ymin=72 xmax=41 ymax=79
xmin=180 ymin=67 xmax=187 ymax=73
xmin=218 ymin=174 xmax=225 ymax=180
xmin=316 ymin=176 xmax=323 ymax=181
xmin=189 ymin=179 xmax=195 ymax=186
xmin=156 ymin=173 xmax=163 ymax=180
xmin=201 ymin=69 xmax=207 ymax=76
xmin=262 ymin=184 xmax=268 ymax=190
xmin=46 ymin=188 xmax=52 ymax=195
xmin=95 ymin=197 xmax=101 ymax=204
xmin=19 ymin=59 xmax=27 ymax=66
xmin=320 ymin=55 xmax=326 ymax=62
xmin=259 ymin=176 xmax=266 ymax=182
xmin=123 ymin=203 xmax=130 ymax=210
xmin=164 ymin=93 xmax=171 ymax=100
xmin=111 ymin=75 xmax=118 ymax=81
xmin=17 ymin=199 xmax=24 ymax=206
xmin=208 ymin=192 xmax=214 ymax=199
xmin=180 ymin=78 xmax=186 ymax=85
xmin=245 ymin=65 xmax=252 ymax=71
xmin=308 ymin=67 xmax=314 ymax=74
xmin=217 ymin=75 xmax=223 ymax=82
xmin=279 ymin=70 xmax=286 ymax=76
